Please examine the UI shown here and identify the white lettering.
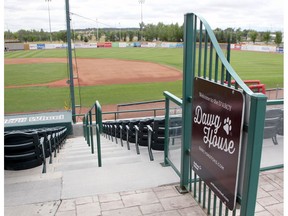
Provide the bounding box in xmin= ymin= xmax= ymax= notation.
xmin=194 ymin=105 xmax=235 ymax=155
xmin=194 ymin=106 xmax=221 ymax=133
xmin=203 ymin=126 xmax=235 ymax=154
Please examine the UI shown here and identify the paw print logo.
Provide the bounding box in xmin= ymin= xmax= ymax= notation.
xmin=223 ymin=117 xmax=232 ymax=135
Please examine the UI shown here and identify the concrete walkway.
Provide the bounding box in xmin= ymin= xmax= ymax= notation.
xmin=4 ymin=136 xmax=284 ymax=216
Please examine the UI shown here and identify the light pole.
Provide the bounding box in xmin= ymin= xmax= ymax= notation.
xmin=119 ymin=22 xmax=121 ymax=41
xmin=96 ymin=18 xmax=99 ymax=41
xmin=45 ymin=0 xmax=52 ymax=42
xmin=138 ymin=0 xmax=145 ymax=41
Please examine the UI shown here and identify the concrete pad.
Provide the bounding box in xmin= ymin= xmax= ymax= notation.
xmin=5 ymin=178 xmax=62 ymax=206
xmin=5 ymin=200 xmax=60 ymax=216
xmin=61 ymin=162 xmax=179 ymax=199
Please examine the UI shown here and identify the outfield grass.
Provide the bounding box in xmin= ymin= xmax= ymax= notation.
xmin=4 ymin=48 xmax=283 ymax=114
xmin=4 ymin=81 xmax=182 ymax=113
xmin=4 ymin=63 xmax=67 ymax=86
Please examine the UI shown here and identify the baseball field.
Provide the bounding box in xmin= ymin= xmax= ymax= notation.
xmin=4 ymin=48 xmax=283 ymax=114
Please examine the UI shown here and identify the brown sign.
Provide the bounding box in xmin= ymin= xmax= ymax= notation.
xmin=191 ymin=77 xmax=244 ymax=210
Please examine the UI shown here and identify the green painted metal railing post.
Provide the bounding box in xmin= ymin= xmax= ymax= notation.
xmin=240 ymin=94 xmax=267 ymax=216
xmin=86 ymin=114 xmax=90 ymax=147
xmin=83 ymin=116 xmax=86 ymax=141
xmin=180 ymin=13 xmax=195 ymax=191
xmin=89 ymin=111 xmax=94 ymax=154
xmin=164 ymin=97 xmax=170 ymax=166
xmin=96 ymin=101 xmax=103 ymax=133
xmin=96 ymin=101 xmax=102 ymax=167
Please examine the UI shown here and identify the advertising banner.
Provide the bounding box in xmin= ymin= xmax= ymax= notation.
xmin=45 ymin=44 xmax=58 ymax=49
xmin=231 ymin=44 xmax=241 ymax=50
xmin=29 ymin=44 xmax=38 ymax=50
xmin=133 ymin=42 xmax=141 ymax=47
xmin=241 ymin=45 xmax=276 ymax=52
xmin=191 ymin=77 xmax=245 ymax=210
xmin=119 ymin=42 xmax=127 ymax=48
xmin=37 ymin=44 xmax=45 ymax=49
xmin=55 ymin=44 xmax=67 ymax=49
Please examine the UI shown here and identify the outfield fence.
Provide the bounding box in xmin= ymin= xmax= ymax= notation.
xmin=5 ymin=42 xmax=280 ymax=53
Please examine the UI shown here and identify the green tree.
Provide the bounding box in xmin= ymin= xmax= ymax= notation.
xmin=4 ymin=30 xmax=16 ymax=40
xmin=56 ymin=31 xmax=67 ymax=42
xmin=235 ymin=28 xmax=242 ymax=43
xmin=249 ymin=31 xmax=258 ymax=44
xmin=274 ymin=31 xmax=283 ymax=46
xmin=262 ymin=31 xmax=271 ymax=44
xmin=84 ymin=36 xmax=89 ymax=43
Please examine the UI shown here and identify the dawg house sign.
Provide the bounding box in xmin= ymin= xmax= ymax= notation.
xmin=191 ymin=77 xmax=245 ymax=210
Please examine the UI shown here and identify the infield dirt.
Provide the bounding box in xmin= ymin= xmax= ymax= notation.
xmin=5 ymin=58 xmax=182 ymax=88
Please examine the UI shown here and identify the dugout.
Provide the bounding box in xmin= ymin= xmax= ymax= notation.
xmin=4 ymin=111 xmax=73 ymax=135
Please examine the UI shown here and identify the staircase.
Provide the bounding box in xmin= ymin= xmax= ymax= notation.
xmin=4 ymin=135 xmax=179 ymax=207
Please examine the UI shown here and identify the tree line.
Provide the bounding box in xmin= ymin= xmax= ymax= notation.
xmin=4 ymin=22 xmax=283 ymax=46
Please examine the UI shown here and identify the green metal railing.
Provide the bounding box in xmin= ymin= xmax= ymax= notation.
xmin=164 ymin=13 xmax=268 ymax=216
xmin=163 ymin=91 xmax=183 ymax=177
xmin=83 ymin=100 xmax=102 ymax=167
xmin=103 ymin=108 xmax=165 ymax=120
xmin=260 ymin=99 xmax=284 ymax=172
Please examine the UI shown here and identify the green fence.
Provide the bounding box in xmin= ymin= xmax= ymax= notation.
xmin=163 ymin=13 xmax=268 ymax=216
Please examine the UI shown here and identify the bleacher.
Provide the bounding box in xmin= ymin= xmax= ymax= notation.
xmin=102 ymin=115 xmax=182 ymax=161
xmin=4 ymin=126 xmax=68 ymax=173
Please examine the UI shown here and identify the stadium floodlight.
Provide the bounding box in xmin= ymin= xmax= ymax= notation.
xmin=96 ymin=18 xmax=99 ymax=41
xmin=45 ymin=0 xmax=52 ymax=42
xmin=138 ymin=0 xmax=145 ymax=41
xmin=139 ymin=0 xmax=145 ymax=25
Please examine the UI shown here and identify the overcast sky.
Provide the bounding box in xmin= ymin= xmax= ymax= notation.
xmin=4 ymin=0 xmax=285 ymax=33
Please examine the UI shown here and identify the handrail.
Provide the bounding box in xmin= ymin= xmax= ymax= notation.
xmin=117 ymin=99 xmax=165 ymax=108
xmin=164 ymin=91 xmax=182 ymax=106
xmin=261 ymin=99 xmax=284 ymax=171
xmin=83 ymin=100 xmax=102 ymax=167
xmin=147 ymin=125 xmax=154 ymax=161
xmin=103 ymin=107 xmax=165 ymax=121
xmin=267 ymin=99 xmax=284 ymax=105
xmin=117 ymin=99 xmax=166 ymax=119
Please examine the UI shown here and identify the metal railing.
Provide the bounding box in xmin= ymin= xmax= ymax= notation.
xmin=83 ymin=100 xmax=102 ymax=167
xmin=163 ymin=91 xmax=183 ymax=177
xmin=260 ymin=99 xmax=284 ymax=171
xmin=103 ymin=108 xmax=165 ymax=121
xmin=172 ymin=13 xmax=268 ymax=216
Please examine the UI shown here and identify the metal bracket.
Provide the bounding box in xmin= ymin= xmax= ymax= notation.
xmin=175 ymin=185 xmax=189 ymax=194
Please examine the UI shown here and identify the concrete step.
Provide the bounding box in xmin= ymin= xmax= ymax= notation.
xmin=46 ymin=135 xmax=164 ymax=172
xmin=5 ymin=135 xmax=166 ymax=181
xmin=4 ymin=135 xmax=180 ymax=206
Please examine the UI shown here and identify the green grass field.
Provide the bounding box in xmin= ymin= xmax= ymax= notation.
xmin=4 ymin=48 xmax=283 ymax=114
xmin=4 ymin=63 xmax=67 ymax=86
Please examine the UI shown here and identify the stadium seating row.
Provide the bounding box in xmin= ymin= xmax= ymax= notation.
xmin=102 ymin=116 xmax=182 ymax=161
xmin=4 ymin=126 xmax=68 ymax=173
xmin=264 ymin=108 xmax=283 ymax=145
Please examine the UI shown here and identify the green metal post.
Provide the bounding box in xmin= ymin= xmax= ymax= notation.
xmin=180 ymin=13 xmax=194 ymax=191
xmin=86 ymin=114 xmax=90 ymax=146
xmin=164 ymin=97 xmax=170 ymax=166
xmin=65 ymin=0 xmax=76 ymax=123
xmin=96 ymin=101 xmax=102 ymax=167
xmin=89 ymin=111 xmax=94 ymax=154
xmin=240 ymin=94 xmax=267 ymax=216
xmin=83 ymin=116 xmax=86 ymax=141
xmin=226 ymin=37 xmax=231 ymax=84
